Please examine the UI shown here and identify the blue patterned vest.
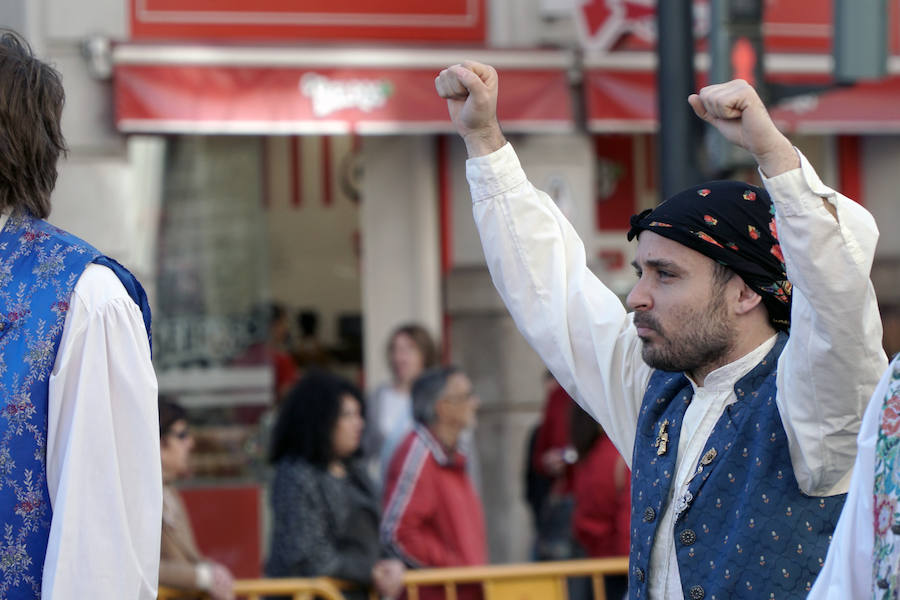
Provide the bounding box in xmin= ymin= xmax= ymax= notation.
xmin=628 ymin=333 xmax=846 ymax=600
xmin=0 ymin=213 xmax=150 ymax=598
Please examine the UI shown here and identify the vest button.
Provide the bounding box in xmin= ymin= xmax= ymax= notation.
xmin=643 ymin=507 xmax=656 ymax=522
xmin=689 ymin=585 xmax=705 ymax=599
xmin=878 ymin=578 xmax=890 ymax=589
xmin=892 ymin=522 xmax=900 ymax=535
xmin=633 ymin=567 xmax=645 ymax=582
xmin=680 ymin=529 xmax=697 ymax=545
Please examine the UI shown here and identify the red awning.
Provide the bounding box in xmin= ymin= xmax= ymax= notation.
xmin=113 ymin=45 xmax=574 ymax=135
xmin=584 ymin=52 xmax=900 ymax=134
xmin=584 ymin=68 xmax=657 ymax=133
xmin=769 ymin=76 xmax=900 ymax=134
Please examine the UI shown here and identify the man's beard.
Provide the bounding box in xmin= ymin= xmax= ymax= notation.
xmin=633 ymin=289 xmax=736 ymax=374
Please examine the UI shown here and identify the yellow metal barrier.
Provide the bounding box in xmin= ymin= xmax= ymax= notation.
xmin=158 ymin=576 xmax=347 ymax=600
xmin=157 ymin=557 xmax=629 ymax=600
xmin=395 ymin=557 xmax=629 ymax=600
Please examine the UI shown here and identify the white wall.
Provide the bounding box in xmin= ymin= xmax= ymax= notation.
xmin=44 ymin=0 xmax=127 ymax=41
xmin=51 ymin=137 xmax=164 ymax=298
xmin=452 ymin=133 xmax=597 ymax=267
xmin=360 ymin=136 xmax=442 ymax=390
xmin=265 ymin=136 xmax=364 ymax=348
xmin=864 ymin=136 xmax=900 ymax=259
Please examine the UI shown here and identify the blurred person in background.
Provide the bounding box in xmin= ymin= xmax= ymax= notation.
xmin=569 ymin=404 xmax=630 ymax=600
xmin=292 ymin=309 xmax=331 ymax=369
xmin=268 ymin=303 xmax=299 ymax=402
xmin=530 ymin=373 xmax=578 ymax=560
xmin=266 ymin=371 xmax=405 ymax=600
xmin=0 ymin=29 xmax=159 ymax=599
xmin=380 ymin=366 xmax=486 ymax=600
xmin=159 ymin=399 xmax=235 ymax=600
xmin=365 ymin=324 xmax=439 ymax=485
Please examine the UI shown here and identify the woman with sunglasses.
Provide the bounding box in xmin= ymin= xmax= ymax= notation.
xmin=159 ymin=399 xmax=236 ymax=600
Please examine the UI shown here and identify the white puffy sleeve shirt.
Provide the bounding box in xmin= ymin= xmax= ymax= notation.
xmin=467 ymin=142 xmax=886 ymax=497
xmin=34 ymin=251 xmax=161 ymax=598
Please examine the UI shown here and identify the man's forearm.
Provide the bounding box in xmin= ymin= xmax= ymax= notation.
xmin=462 ymin=124 xmax=507 ymax=158
xmin=753 ymin=137 xmax=800 ymax=179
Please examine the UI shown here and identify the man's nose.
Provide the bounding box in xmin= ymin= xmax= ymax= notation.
xmin=626 ymin=277 xmax=652 ymax=312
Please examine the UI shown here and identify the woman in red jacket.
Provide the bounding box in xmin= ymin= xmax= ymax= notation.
xmin=570 ymin=404 xmax=630 ymax=599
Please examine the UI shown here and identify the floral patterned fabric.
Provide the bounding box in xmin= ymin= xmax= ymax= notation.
xmin=0 ymin=213 xmax=100 ymax=598
xmin=873 ymin=360 xmax=900 ymax=598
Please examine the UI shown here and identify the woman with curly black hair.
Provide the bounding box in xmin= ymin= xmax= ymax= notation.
xmin=265 ymin=370 xmax=404 ymax=599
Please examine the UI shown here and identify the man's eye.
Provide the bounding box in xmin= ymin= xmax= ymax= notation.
xmin=633 ymin=270 xmax=643 ymax=278
xmin=658 ymin=271 xmax=675 ymax=279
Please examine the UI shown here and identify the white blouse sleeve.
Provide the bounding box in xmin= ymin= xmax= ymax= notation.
xmin=42 ymin=264 xmax=161 ymax=599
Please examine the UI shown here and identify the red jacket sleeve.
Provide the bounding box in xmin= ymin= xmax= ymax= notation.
xmin=381 ymin=437 xmax=459 ymax=567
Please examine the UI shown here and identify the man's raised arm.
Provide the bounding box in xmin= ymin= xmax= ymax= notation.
xmin=691 ymin=79 xmax=887 ymax=494
xmin=435 ymin=62 xmax=651 ymax=461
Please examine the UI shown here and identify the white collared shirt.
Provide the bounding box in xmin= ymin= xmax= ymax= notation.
xmin=465 ymin=143 xmax=887 ymax=599
xmin=0 ymin=213 xmax=162 ymax=599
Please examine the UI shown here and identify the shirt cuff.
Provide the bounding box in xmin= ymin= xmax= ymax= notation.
xmin=195 ymin=562 xmax=213 ymax=591
xmin=759 ymin=147 xmax=837 ymax=217
xmin=465 ymin=142 xmax=529 ymax=203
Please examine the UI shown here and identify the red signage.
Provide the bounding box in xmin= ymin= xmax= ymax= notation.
xmin=130 ymin=0 xmax=485 ymax=43
xmin=769 ymin=76 xmax=900 ymax=134
xmin=114 ymin=63 xmax=573 ymax=135
xmin=594 ymin=135 xmax=637 ymax=231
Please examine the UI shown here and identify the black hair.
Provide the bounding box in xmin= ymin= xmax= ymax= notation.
xmin=269 ymin=370 xmax=364 ymax=466
xmin=159 ymin=397 xmax=188 ymax=438
xmin=297 ymin=309 xmax=319 ymax=337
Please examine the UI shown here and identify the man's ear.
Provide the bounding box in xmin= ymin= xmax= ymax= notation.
xmin=733 ymin=278 xmax=764 ymax=316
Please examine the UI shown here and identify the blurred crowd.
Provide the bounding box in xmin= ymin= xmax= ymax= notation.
xmin=159 ymin=320 xmax=631 ymax=600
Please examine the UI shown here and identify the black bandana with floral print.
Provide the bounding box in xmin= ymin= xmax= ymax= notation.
xmin=627 ymin=180 xmax=791 ymax=332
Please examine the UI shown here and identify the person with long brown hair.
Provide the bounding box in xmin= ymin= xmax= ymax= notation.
xmin=0 ymin=29 xmax=159 ymax=599
xmin=364 ymin=324 xmax=439 ymax=484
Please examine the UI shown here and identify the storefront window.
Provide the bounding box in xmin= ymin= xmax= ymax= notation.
xmin=154 ymin=134 xmax=364 ymax=481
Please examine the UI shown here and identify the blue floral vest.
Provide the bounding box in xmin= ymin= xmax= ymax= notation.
xmin=0 ymin=213 xmax=150 ymax=598
xmin=628 ymin=333 xmax=845 ymax=600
